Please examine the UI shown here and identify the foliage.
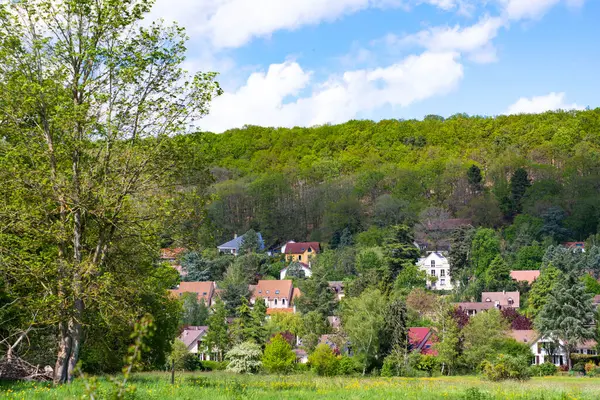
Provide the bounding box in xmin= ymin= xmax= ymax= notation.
xmin=168 ymin=340 xmax=194 ymax=371
xmin=501 ymin=308 xmax=533 ymax=331
xmin=239 ymin=230 xmax=262 ymax=255
xmin=308 ymin=344 xmax=339 ymax=376
xmin=225 ymin=341 xmax=263 ymax=374
xmin=262 ymin=334 xmax=296 ymax=374
xmin=181 ymin=294 xmax=209 ymax=327
xmin=471 ymin=229 xmax=501 ymax=277
xmin=527 ymin=266 xmax=561 ymax=319
xmin=462 ymin=309 xmax=509 ymax=370
xmin=529 ymin=362 xmax=558 ymax=377
xmin=204 ymin=300 xmax=229 ymax=362
xmin=481 ymin=354 xmax=532 ymax=381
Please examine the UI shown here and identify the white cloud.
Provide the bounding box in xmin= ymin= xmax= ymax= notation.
xmin=397 ymin=16 xmax=505 ymax=63
xmin=201 ymin=52 xmax=463 ymax=132
xmin=505 ymin=92 xmax=584 ymax=114
xmin=499 ymin=0 xmax=587 ymax=20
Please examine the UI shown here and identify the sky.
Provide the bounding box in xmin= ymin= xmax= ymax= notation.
xmin=148 ymin=0 xmax=600 ymax=133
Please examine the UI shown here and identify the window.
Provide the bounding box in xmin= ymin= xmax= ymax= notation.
xmin=440 ymin=269 xmax=446 ymax=277
xmin=202 ymin=292 xmax=207 ymax=295
xmin=275 ymin=290 xmax=280 ymax=294
xmin=485 ymin=298 xmax=491 ymax=302
xmin=430 ymin=269 xmax=436 ymax=276
xmin=508 ymin=298 xmax=514 ymax=306
xmin=274 ymin=299 xmax=278 ymax=305
xmin=282 ymin=299 xmax=286 ymax=305
xmin=258 ymin=290 xmax=262 ymax=294
xmin=431 ymin=260 xmax=435 ymax=267
xmin=440 ymin=279 xmax=446 ymax=285
xmin=308 ymin=248 xmax=312 ymax=253
xmin=298 ymin=255 xmax=302 ymax=261
xmin=266 ymin=290 xmax=269 ymax=294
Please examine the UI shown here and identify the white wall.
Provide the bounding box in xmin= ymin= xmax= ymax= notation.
xmin=417 ymin=252 xmax=453 ymax=290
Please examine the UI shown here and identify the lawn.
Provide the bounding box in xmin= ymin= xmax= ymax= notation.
xmin=1 ymin=372 xmax=600 ymax=399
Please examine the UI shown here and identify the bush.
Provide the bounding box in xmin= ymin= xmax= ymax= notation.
xmin=262 ymin=334 xmax=296 ymax=374
xmin=308 ymin=344 xmax=339 ymax=376
xmin=337 ymin=356 xmax=360 ymax=375
xmin=416 ymin=354 xmax=439 ymax=376
xmin=294 ymin=362 xmax=309 ymax=373
xmin=584 ymin=361 xmax=597 ymax=375
xmin=572 ymin=361 xmax=586 ymax=374
xmin=201 ymin=360 xmax=227 ymax=371
xmin=529 ymin=362 xmax=557 ymax=376
xmin=225 ymin=341 xmax=263 ymax=374
xmin=481 ymin=354 xmax=531 ymax=381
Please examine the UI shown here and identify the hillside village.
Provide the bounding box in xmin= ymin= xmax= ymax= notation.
xmin=163 ymin=225 xmax=600 ymax=374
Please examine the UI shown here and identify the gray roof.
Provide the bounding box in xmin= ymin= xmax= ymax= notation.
xmin=180 ymin=326 xmax=208 ymax=350
xmin=217 ymin=232 xmax=264 ymax=251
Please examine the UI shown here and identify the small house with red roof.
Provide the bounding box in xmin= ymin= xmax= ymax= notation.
xmin=251 ymin=280 xmax=295 ymax=310
xmin=284 ymin=242 xmax=320 ymax=264
xmin=408 ymin=327 xmax=437 ymax=355
xmin=169 ymin=281 xmax=216 ymax=306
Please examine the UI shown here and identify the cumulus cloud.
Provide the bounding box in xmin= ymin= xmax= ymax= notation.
xmin=499 ymin=0 xmax=586 ymax=20
xmin=505 ymin=92 xmax=584 ymax=115
xmin=201 ymin=52 xmax=463 ymax=132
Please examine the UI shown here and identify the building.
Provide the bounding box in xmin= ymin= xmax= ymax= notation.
xmin=510 ymin=270 xmax=540 ymax=285
xmin=180 ymin=326 xmax=211 ymax=360
xmin=251 ymin=280 xmax=295 ymax=310
xmin=160 ymin=247 xmax=187 ymax=276
xmin=169 ymin=281 xmax=216 ymax=306
xmin=454 ymin=301 xmax=496 ymax=316
xmin=417 ymin=252 xmax=453 ymax=290
xmin=280 ymin=262 xmax=313 ymax=279
xmin=284 ymin=242 xmax=320 ymax=263
xmin=328 ymin=281 xmax=345 ymax=301
xmin=408 ymin=327 xmax=437 ymax=355
xmin=217 ymin=231 xmax=264 ymax=255
xmin=562 ymin=242 xmax=585 ymax=252
xmin=481 ymin=291 xmax=520 ymax=309
xmin=509 ymin=330 xmax=597 ymax=366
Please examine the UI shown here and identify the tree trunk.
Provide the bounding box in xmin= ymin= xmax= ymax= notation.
xmin=54 ymin=322 xmax=72 ymax=385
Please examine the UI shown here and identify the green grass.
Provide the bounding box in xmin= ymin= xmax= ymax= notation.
xmin=1 ymin=372 xmax=600 ymax=399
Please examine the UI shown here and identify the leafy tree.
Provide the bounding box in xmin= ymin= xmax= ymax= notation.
xmin=295 ymin=277 xmax=336 ymax=316
xmin=308 ymin=344 xmax=339 ymax=376
xmin=501 ymin=308 xmax=533 ymax=330
xmin=180 ymin=252 xmax=211 ymax=281
xmin=462 ymin=309 xmax=509 ymax=370
xmin=168 ymin=339 xmax=193 ymax=371
xmin=286 ymin=262 xmax=307 ymax=279
xmin=262 ymin=334 xmax=296 ymax=374
xmin=434 ymin=306 xmax=461 ymax=375
xmin=383 ymin=225 xmax=421 ymax=280
xmin=239 ymin=229 xmax=262 ymax=254
xmin=265 ymin=312 xmax=303 ymax=338
xmin=540 ymin=206 xmax=571 ymax=242
xmin=219 ymin=264 xmax=251 ymax=315
xmin=341 ymin=288 xmax=387 ymax=375
xmin=581 ymin=274 xmax=600 ymax=295
xmin=470 ymin=228 xmax=501 ymax=277
xmin=513 ymin=244 xmax=544 ymax=270
xmin=0 ymin=0 xmax=221 ymax=383
xmin=484 ymin=255 xmax=512 ymax=291
xmin=379 ymin=299 xmax=408 ymax=366
xmin=225 ymin=341 xmax=263 ymax=374
xmin=394 ymin=265 xmax=427 ymax=295
xmin=527 ymin=266 xmax=561 ymax=319
xmin=467 ymin=164 xmax=484 ymax=195
xmin=448 ymin=226 xmax=475 ymax=285
xmin=181 ymin=294 xmax=209 ymax=327
xmin=249 ymin=300 xmax=268 ymax=344
xmin=299 ymin=311 xmax=330 ymax=353
xmin=535 ymin=273 xmax=596 ymax=369
xmin=372 ymin=195 xmax=412 ymax=227
xmin=205 ymin=300 xmax=230 ymax=362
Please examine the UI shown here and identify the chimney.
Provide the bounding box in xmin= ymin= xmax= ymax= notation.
xmin=234 ymin=233 xmax=237 ymax=239
xmin=503 ymin=290 xmax=506 ymax=295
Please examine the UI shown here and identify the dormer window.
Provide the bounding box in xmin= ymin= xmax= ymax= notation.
xmin=275 ymin=290 xmax=280 ymax=294
xmin=508 ymin=298 xmax=514 ymax=305
xmin=485 ymin=298 xmax=491 ymax=302
xmin=266 ymin=290 xmax=269 ymax=294
xmin=308 ymin=248 xmax=312 ymax=253
xmin=258 ymin=290 xmax=262 ymax=294
xmin=202 ymin=292 xmax=207 ymax=295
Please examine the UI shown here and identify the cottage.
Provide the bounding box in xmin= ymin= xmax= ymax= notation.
xmin=481 ymin=291 xmax=520 ymax=309
xmin=408 ymin=327 xmax=437 ymax=355
xmin=251 ymin=280 xmax=295 ymax=310
xmin=284 ymin=242 xmax=320 ymax=263
xmin=562 ymin=242 xmax=585 ymax=252
xmin=417 ymin=252 xmax=454 ymax=290
xmin=509 ymin=330 xmax=597 ymax=366
xmin=280 ymin=262 xmax=313 ymax=279
xmin=454 ymin=301 xmax=496 ymax=316
xmin=217 ymin=232 xmax=264 ymax=255
xmin=169 ymin=281 xmax=216 ymax=306
xmin=180 ymin=326 xmax=211 ymax=360
xmin=510 ymin=270 xmax=540 ymax=285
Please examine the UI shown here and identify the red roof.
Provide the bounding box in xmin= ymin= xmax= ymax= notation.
xmin=169 ymin=281 xmax=215 ymax=304
xmin=408 ymin=327 xmax=437 ymax=355
xmin=161 ymin=247 xmax=186 ymax=260
xmin=252 ymin=280 xmax=294 ymax=301
xmin=510 ymin=270 xmax=540 ymax=285
xmin=284 ymin=242 xmax=320 ymax=254
xmin=563 ymin=242 xmax=585 ymax=249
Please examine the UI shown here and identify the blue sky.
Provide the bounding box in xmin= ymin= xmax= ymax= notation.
xmin=150 ymin=0 xmax=599 ymax=132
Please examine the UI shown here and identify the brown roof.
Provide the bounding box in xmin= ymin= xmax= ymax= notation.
xmin=510 ymin=270 xmax=540 ymax=285
xmin=481 ymin=291 xmax=520 ymax=308
xmin=593 ymin=295 xmax=600 ymax=305
xmin=161 ymin=247 xmax=186 ymax=260
xmin=509 ymin=330 xmax=538 ymax=344
xmin=455 ymin=302 xmax=496 ymax=312
xmin=252 ymin=280 xmax=294 ymax=301
xmin=169 ymin=281 xmax=215 ymax=304
xmin=285 ymin=242 xmax=320 ymax=254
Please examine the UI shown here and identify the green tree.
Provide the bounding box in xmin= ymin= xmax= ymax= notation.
xmin=462 ymin=309 xmax=509 ymax=370
xmin=308 ymin=344 xmax=339 ymax=376
xmin=225 ymin=341 xmax=263 ymax=374
xmin=535 ymin=273 xmax=596 ymax=370
xmin=467 ymin=164 xmax=484 ymax=195
xmin=510 ymin=168 xmax=530 ymax=215
xmin=379 ymin=299 xmax=408 ymax=370
xmin=527 ymin=266 xmax=561 ymax=319
xmin=484 ymin=255 xmax=512 ymax=291
xmin=295 ymin=277 xmax=336 ymax=316
xmin=383 ymin=225 xmax=421 ymax=280
xmin=470 ymin=228 xmax=501 ymax=277
xmin=0 ymin=0 xmax=221 ymax=383
xmin=239 ymin=230 xmax=262 ymax=254
xmin=205 ymin=300 xmax=230 ymax=362
xmin=181 ymin=294 xmax=209 ymax=327
xmin=168 ymin=339 xmax=192 ymax=371
xmin=262 ymin=334 xmax=296 ymax=374
xmin=448 ymin=226 xmax=475 ymax=286
xmin=434 ymin=306 xmax=461 ymax=375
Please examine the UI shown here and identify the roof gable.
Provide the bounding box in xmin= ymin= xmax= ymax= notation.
xmin=252 ymin=280 xmax=294 ymax=300
xmin=284 ymin=242 xmax=320 ymax=254
xmin=217 ymin=232 xmax=265 ymax=251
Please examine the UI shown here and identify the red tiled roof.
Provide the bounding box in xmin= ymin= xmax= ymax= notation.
xmin=252 ymin=280 xmax=294 ymax=301
xmin=169 ymin=281 xmax=215 ymax=304
xmin=454 ymin=302 xmax=496 ymax=312
xmin=161 ymin=247 xmax=186 ymax=259
xmin=563 ymin=242 xmax=585 ymax=249
xmin=408 ymin=327 xmax=437 ymax=355
xmin=284 ymin=242 xmax=320 ymax=254
xmin=481 ymin=291 xmax=520 ymax=308
xmin=510 ymin=270 xmax=540 ymax=285
xmin=292 ymin=287 xmax=302 ymax=300
xmin=509 ymin=330 xmax=538 ymax=344
xmin=266 ymin=308 xmax=294 ymax=315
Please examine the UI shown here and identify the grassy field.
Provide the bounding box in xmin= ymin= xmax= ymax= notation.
xmin=1 ymin=372 xmax=600 ymax=400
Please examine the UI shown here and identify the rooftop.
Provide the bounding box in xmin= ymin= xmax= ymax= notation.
xmin=285 ymin=242 xmax=320 ymax=254
xmin=510 ymin=270 xmax=540 ymax=285
xmin=252 ymin=280 xmax=294 ymax=301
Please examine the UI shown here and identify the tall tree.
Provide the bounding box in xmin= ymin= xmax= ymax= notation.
xmin=181 ymin=294 xmax=209 ymax=327
xmin=535 ymin=273 xmax=596 ymax=370
xmin=383 ymin=225 xmax=420 ymax=280
xmin=470 ymin=228 xmax=501 ymax=277
xmin=205 ymin=300 xmax=230 ymax=362
xmin=484 ymin=255 xmax=512 ymax=291
xmin=448 ymin=227 xmax=475 ymax=286
xmin=467 ymin=164 xmax=484 ymax=195
xmin=527 ymin=266 xmax=561 ymax=319
xmin=510 ymin=168 xmax=531 ymax=215
xmin=0 ymin=0 xmax=221 ymax=383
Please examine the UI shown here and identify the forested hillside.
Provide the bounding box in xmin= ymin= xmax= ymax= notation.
xmin=167 ymin=109 xmax=600 ymax=248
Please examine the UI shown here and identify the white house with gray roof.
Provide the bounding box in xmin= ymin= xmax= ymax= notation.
xmin=417 ymin=251 xmax=454 ymax=290
xmin=217 ymin=231 xmax=264 ymax=255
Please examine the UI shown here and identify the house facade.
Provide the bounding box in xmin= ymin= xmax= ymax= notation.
xmin=180 ymin=326 xmax=211 ymax=360
xmin=284 ymin=242 xmax=320 ymax=263
xmin=169 ymin=281 xmax=216 ymax=306
xmin=417 ymin=252 xmax=454 ymax=290
xmin=280 ymin=262 xmax=313 ymax=279
xmin=251 ymin=280 xmax=295 ymax=310
xmin=510 ymin=330 xmax=598 ymax=366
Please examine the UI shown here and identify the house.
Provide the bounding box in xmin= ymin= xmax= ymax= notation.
xmin=562 ymin=242 xmax=586 ymax=252
xmin=169 ymin=281 xmax=216 ymax=306
xmin=509 ymin=330 xmax=598 ymax=366
xmin=280 ymin=262 xmax=313 ymax=279
xmin=251 ymin=280 xmax=294 ymax=310
xmin=160 ymin=247 xmax=187 ymax=276
xmin=327 ymin=316 xmax=342 ymax=331
xmin=284 ymin=242 xmax=320 ymax=263
xmin=454 ymin=301 xmax=496 ymax=316
xmin=328 ymin=281 xmax=345 ymax=301
xmin=482 ymin=291 xmax=520 ymax=309
xmin=417 ymin=252 xmax=454 ymax=290
xmin=293 ymin=348 xmax=308 ymax=364
xmin=180 ymin=326 xmax=211 ymax=360
xmin=217 ymin=232 xmax=265 ymax=256
xmin=408 ymin=327 xmax=437 ymax=355
xmin=510 ymin=270 xmax=540 ymax=285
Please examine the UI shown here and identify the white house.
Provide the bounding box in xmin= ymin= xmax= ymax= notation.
xmin=417 ymin=252 xmax=453 ymax=290
xmin=280 ymin=262 xmax=312 ymax=279
xmin=180 ymin=326 xmax=211 ymax=360
xmin=510 ymin=330 xmax=598 ymax=366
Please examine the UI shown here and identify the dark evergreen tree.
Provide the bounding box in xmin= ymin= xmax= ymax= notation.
xmin=448 ymin=226 xmax=475 ymax=286
xmin=383 ymin=225 xmax=421 ymax=279
xmin=379 ymin=299 xmax=408 ymax=360
xmin=510 ymin=168 xmax=530 ymax=215
xmin=484 ymin=255 xmax=513 ymax=291
xmin=540 ymin=206 xmax=571 ymax=242
xmin=467 ymin=164 xmax=484 ymax=195
xmin=239 ymin=229 xmax=261 ymax=254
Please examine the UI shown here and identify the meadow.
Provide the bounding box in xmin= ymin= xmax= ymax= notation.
xmin=1 ymin=373 xmax=600 ymax=400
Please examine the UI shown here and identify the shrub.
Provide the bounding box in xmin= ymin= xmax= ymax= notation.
xmin=262 ymin=334 xmax=296 ymax=374
xmin=225 ymin=341 xmax=263 ymax=374
xmin=585 ymin=361 xmax=597 ymax=375
xmin=168 ymin=339 xmax=196 ymax=371
xmin=416 ymin=354 xmax=439 ymax=376
xmin=337 ymin=356 xmax=360 ymax=375
xmin=201 ymin=360 xmax=227 ymax=371
xmin=481 ymin=354 xmax=531 ymax=381
xmin=572 ymin=361 xmax=586 ymax=374
xmin=294 ymin=362 xmax=309 ymax=373
xmin=529 ymin=362 xmax=557 ymax=376
xmin=308 ymin=344 xmax=339 ymax=376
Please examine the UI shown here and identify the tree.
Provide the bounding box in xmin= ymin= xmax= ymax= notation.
xmin=540 ymin=206 xmax=571 ymax=242
xmin=484 ymin=256 xmax=512 ymax=291
xmin=462 ymin=309 xmax=509 ymax=370
xmin=448 ymin=227 xmax=475 ymax=285
xmin=501 ymin=308 xmax=533 ymax=331
xmin=262 ymin=334 xmax=296 ymax=374
xmin=168 ymin=339 xmax=192 ymax=371
xmin=527 ymin=266 xmax=561 ymax=319
xmin=299 ymin=311 xmax=330 ymax=353
xmin=181 ymin=294 xmax=209 ymax=327
xmin=341 ymin=288 xmax=387 ymax=375
xmin=219 ymin=264 xmax=251 ymax=315
xmin=308 ymin=344 xmax=339 ymax=376
xmin=205 ymin=300 xmax=229 ymax=362
xmin=295 ymin=277 xmax=336 ymax=316
xmin=535 ymin=273 xmax=596 ymax=370
xmin=394 ymin=265 xmax=427 ymax=295
xmin=372 ymin=195 xmax=412 ymax=227
xmin=239 ymin=230 xmax=261 ymax=254
xmin=180 ymin=252 xmax=211 ymax=281
xmin=434 ymin=307 xmax=461 ymax=375
xmin=467 ymin=164 xmax=484 ymax=195
xmin=379 ymin=299 xmax=408 ymax=370
xmin=510 ymin=168 xmax=530 ymax=215
xmin=0 ymin=0 xmax=221 ymax=383
xmin=383 ymin=225 xmax=421 ymax=280
xmin=286 ymin=263 xmax=307 ymax=279
xmin=225 ymin=341 xmax=263 ymax=374
xmin=470 ymin=228 xmax=501 ymax=277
